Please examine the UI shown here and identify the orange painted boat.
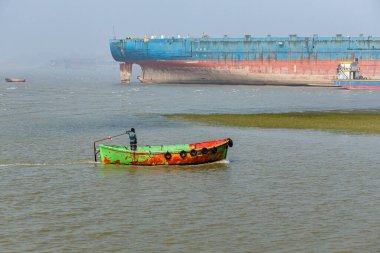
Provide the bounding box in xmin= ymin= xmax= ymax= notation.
xmin=97 ymin=138 xmax=233 ymax=166
xmin=5 ymin=78 xmax=26 ymax=83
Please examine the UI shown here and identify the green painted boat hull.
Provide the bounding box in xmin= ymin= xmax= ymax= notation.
xmin=98 ymin=138 xmax=232 ymax=166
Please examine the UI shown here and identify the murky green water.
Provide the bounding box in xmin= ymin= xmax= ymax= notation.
xmin=1 ymin=66 xmax=379 ymax=252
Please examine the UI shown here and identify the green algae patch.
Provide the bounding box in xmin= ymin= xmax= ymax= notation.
xmin=164 ymin=112 xmax=380 ymax=134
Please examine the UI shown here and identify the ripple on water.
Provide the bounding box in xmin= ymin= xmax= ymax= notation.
xmin=0 ymin=68 xmax=379 ymax=252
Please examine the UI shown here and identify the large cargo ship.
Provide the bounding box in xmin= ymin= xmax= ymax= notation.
xmin=109 ymin=35 xmax=380 ymax=86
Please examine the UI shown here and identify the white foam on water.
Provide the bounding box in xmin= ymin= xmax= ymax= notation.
xmin=179 ymin=159 xmax=230 ymax=167
xmin=215 ymin=159 xmax=230 ymax=164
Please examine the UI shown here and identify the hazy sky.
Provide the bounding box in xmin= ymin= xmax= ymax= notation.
xmin=0 ymin=0 xmax=379 ymax=63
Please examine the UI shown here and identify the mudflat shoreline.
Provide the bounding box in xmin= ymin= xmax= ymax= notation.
xmin=165 ymin=111 xmax=380 ymax=134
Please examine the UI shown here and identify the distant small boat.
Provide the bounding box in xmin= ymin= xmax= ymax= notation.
xmin=96 ymin=138 xmax=233 ymax=166
xmin=5 ymin=78 xmax=26 ymax=83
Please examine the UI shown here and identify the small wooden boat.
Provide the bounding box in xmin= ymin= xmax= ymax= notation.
xmin=97 ymin=138 xmax=233 ymax=166
xmin=5 ymin=78 xmax=26 ymax=83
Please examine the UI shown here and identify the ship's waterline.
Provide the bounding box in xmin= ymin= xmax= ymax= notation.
xmin=133 ymin=60 xmax=338 ymax=85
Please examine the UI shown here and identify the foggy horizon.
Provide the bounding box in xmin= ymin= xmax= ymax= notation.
xmin=1 ymin=0 xmax=379 ymax=65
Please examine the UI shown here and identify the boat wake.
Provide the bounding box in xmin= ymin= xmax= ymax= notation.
xmin=0 ymin=161 xmax=99 ymax=167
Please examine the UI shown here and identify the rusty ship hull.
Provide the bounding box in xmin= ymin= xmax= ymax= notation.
xmin=109 ymin=36 xmax=380 ymax=85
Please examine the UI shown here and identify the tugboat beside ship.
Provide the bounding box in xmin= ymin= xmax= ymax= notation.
xmin=333 ymin=59 xmax=380 ymax=90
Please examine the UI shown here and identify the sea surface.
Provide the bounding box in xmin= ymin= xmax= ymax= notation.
xmin=1 ymin=66 xmax=379 ymax=253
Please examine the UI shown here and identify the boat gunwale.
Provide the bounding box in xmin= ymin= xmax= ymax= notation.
xmin=98 ymin=139 xmax=229 ymax=155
